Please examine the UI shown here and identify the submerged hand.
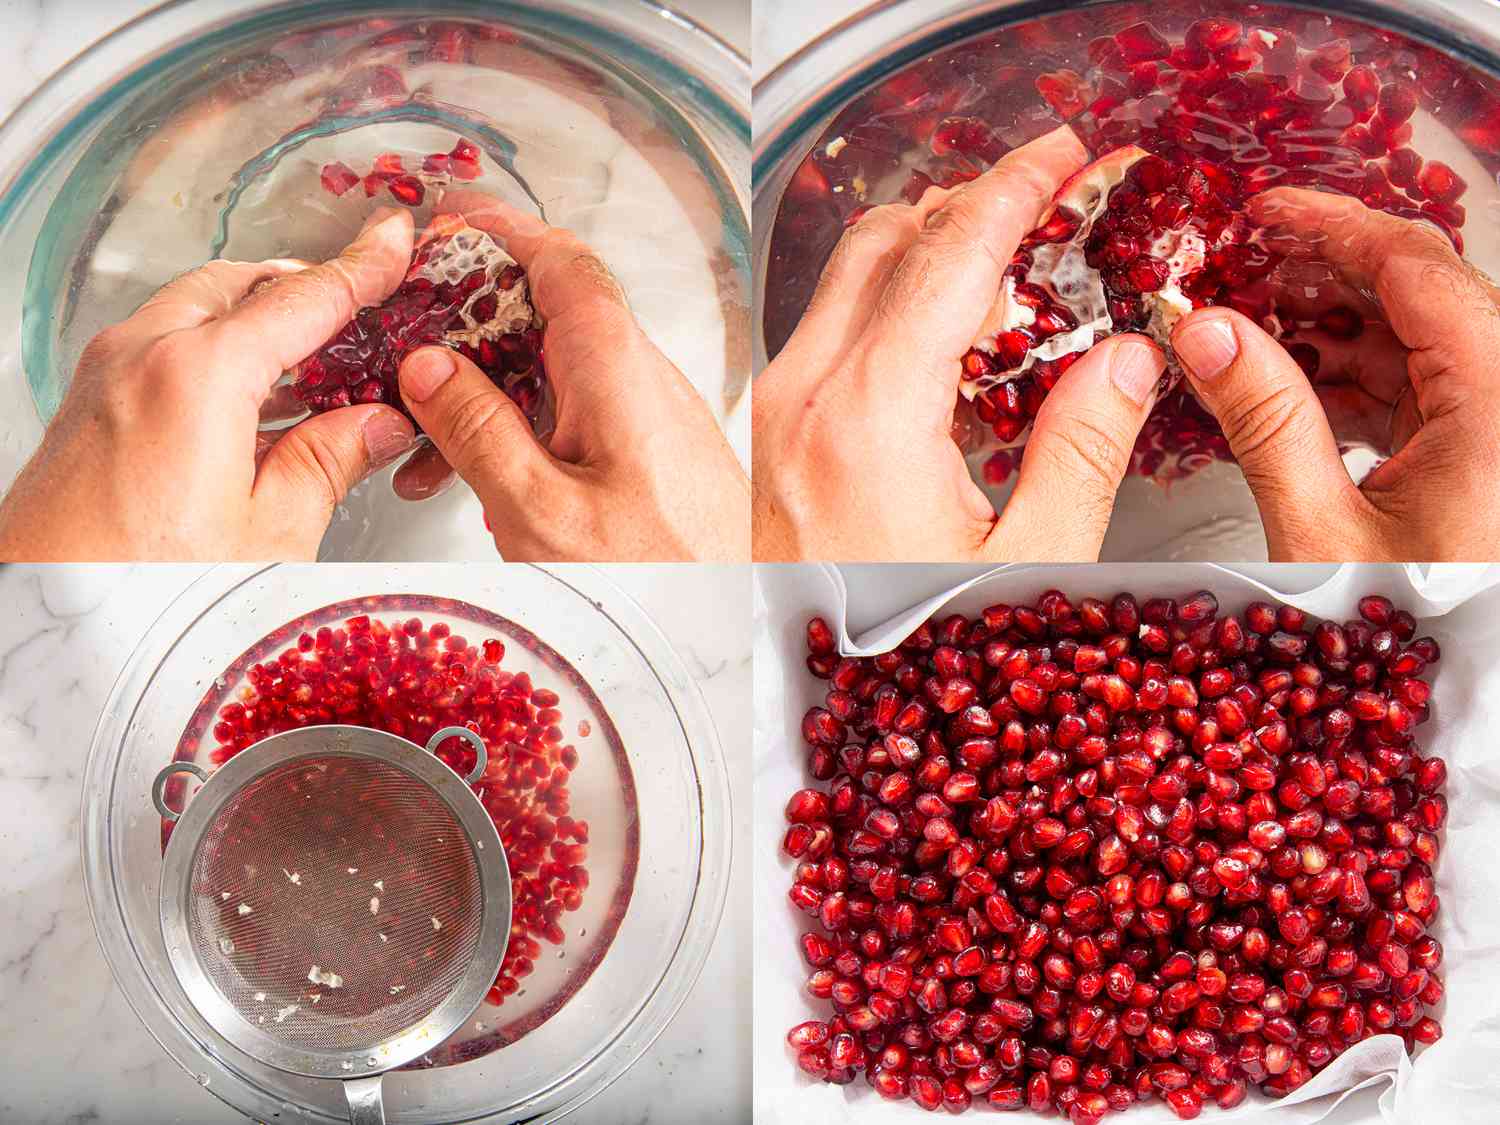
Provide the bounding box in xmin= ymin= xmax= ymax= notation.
xmin=0 ymin=209 xmax=419 ymax=560
xmin=1170 ymin=188 xmax=1500 ymax=560
xmin=392 ymin=191 xmax=750 ymax=562
xmin=753 ymin=125 xmax=1169 ymax=562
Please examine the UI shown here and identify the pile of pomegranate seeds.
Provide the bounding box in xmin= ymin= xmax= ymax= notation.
xmin=782 ymin=591 xmax=1446 ymax=1121
xmin=319 ymin=137 xmax=484 ymax=208
xmin=198 ymin=612 xmax=589 ymax=1007
xmin=292 ymin=214 xmax=546 ymax=431
xmin=773 ymin=12 xmax=1483 ymax=484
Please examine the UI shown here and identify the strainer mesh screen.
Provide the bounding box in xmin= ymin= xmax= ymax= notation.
xmin=186 ymin=754 xmax=482 ymax=1052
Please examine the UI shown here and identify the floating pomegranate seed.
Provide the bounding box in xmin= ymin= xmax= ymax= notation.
xmin=319 ymin=161 xmax=361 ymax=196
xmin=386 ymin=174 xmax=426 ymax=206
xmin=449 ymin=137 xmax=483 ymax=180
xmin=783 ymin=589 xmax=1444 ymax=1116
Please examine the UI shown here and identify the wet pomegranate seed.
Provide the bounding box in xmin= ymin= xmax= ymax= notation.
xmin=319 ymin=161 xmax=361 ymax=197
xmin=783 ymin=590 xmax=1444 ymax=1116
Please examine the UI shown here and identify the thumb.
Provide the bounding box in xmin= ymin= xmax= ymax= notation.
xmin=987 ymin=335 xmax=1163 ymax=560
xmin=398 ymin=346 xmax=551 ymax=504
xmin=253 ymin=404 xmax=415 ymax=554
xmin=1171 ymin=308 xmax=1368 ymax=560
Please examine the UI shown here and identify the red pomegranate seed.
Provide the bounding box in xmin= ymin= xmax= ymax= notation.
xmin=387 ymin=175 xmax=426 ymax=206
xmin=782 ymin=590 xmax=1443 ymax=1116
xmin=319 ymin=161 xmax=361 ymax=196
xmin=1315 ymin=306 xmax=1364 ymax=340
xmin=1416 ymin=160 xmax=1466 ymax=204
xmin=449 ymin=137 xmax=483 ymax=180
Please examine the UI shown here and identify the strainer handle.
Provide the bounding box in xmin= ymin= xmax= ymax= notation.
xmin=151 ymin=761 xmax=211 ymax=822
xmin=425 ymin=726 xmax=488 ymax=786
xmin=343 ymin=1075 xmax=386 ymax=1124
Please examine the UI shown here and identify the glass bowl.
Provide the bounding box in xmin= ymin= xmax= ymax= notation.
xmin=753 ymin=0 xmax=1500 ymax=560
xmin=0 ymin=1 xmax=749 ymax=560
xmin=82 ymin=564 xmax=731 ymax=1123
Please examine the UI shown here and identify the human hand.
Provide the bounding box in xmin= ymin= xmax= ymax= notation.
xmin=1169 ymin=188 xmax=1500 ymax=561
xmin=391 ymin=190 xmax=750 ymax=561
xmin=751 ymin=125 xmax=1168 ymax=562
xmin=0 ymin=209 xmax=420 ymax=560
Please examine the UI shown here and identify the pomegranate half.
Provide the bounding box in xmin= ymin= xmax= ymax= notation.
xmin=292 ymin=213 xmax=549 ymax=436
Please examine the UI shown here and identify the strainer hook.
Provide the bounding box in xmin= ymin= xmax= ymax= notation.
xmin=425 ymin=725 xmax=488 ymax=786
xmin=151 ymin=760 xmax=210 ymax=822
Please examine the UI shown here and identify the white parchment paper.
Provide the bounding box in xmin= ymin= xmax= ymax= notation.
xmin=754 ymin=564 xmax=1500 ymax=1125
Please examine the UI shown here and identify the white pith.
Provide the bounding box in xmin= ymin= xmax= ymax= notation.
xmin=965 ymin=146 xmax=1229 ymax=398
xmin=409 ymin=226 xmax=536 ymax=345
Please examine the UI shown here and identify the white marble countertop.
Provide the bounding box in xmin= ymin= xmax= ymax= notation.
xmin=0 ymin=563 xmax=750 ymax=1124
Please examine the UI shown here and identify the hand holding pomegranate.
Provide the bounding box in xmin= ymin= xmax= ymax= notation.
xmin=391 ymin=191 xmax=751 ymax=562
xmin=0 ymin=209 xmax=421 ymax=560
xmin=753 ymin=126 xmax=1169 ymax=562
xmin=1169 ymin=187 xmax=1500 ymax=561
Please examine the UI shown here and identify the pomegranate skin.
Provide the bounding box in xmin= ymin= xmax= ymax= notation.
xmin=783 ymin=588 xmax=1445 ymax=1118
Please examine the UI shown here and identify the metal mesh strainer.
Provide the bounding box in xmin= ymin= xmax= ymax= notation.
xmin=152 ymin=725 xmax=510 ymax=1124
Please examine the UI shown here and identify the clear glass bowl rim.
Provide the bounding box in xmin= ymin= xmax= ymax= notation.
xmin=80 ymin=563 xmax=733 ymax=1124
xmin=0 ymin=0 xmax=749 ymax=232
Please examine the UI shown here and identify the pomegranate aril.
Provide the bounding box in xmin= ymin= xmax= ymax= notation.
xmin=320 ymin=161 xmax=361 ymax=196
xmin=1315 ymin=306 xmax=1364 ymax=340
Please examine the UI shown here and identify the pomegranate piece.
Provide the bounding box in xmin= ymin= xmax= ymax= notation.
xmin=783 ymin=590 xmax=1445 ymax=1117
xmin=292 ymin=215 xmax=546 ymax=433
xmin=182 ymin=611 xmax=590 ymax=1007
xmin=963 ymin=145 xmax=1273 ymax=413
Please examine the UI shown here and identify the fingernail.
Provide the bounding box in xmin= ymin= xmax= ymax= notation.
xmin=1174 ymin=318 xmax=1240 ymax=380
xmin=1109 ymin=341 xmax=1164 ymax=406
xmin=400 ymin=347 xmax=457 ymax=402
xmin=362 ymin=410 xmax=414 ymax=466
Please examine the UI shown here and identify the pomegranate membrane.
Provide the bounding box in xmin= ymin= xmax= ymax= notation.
xmin=292 ymin=210 xmax=548 ymax=436
xmin=782 ymin=590 xmax=1445 ymax=1120
xmin=768 ymin=9 xmax=1488 ymax=486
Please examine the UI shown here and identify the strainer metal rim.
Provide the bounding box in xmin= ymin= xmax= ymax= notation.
xmin=157 ymin=724 xmax=510 ymax=1081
